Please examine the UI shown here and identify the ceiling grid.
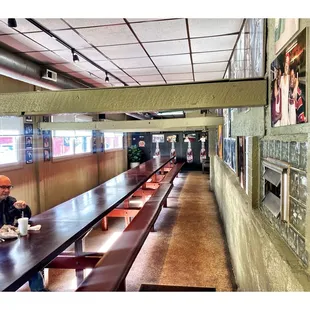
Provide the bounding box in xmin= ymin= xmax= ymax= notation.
xmin=0 ymin=18 xmax=245 ymax=88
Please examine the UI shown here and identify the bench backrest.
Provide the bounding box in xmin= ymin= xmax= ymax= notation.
xmin=76 ymin=183 xmax=173 ymax=292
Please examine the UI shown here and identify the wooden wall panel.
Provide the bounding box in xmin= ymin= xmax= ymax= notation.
xmin=0 ymin=75 xmax=34 ymax=93
xmin=98 ymin=150 xmax=127 ymax=184
xmin=38 ymin=154 xmax=99 ymax=212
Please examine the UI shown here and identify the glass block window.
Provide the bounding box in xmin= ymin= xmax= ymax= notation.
xmin=260 ymin=138 xmax=308 ymax=265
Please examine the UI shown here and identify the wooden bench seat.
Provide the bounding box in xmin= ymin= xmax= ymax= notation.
xmin=76 ymin=183 xmax=173 ymax=292
xmin=160 ymin=162 xmax=185 ymax=184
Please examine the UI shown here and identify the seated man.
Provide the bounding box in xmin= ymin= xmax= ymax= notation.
xmin=0 ymin=175 xmax=48 ymax=292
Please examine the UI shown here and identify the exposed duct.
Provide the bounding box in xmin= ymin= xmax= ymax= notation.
xmin=0 ymin=46 xmax=92 ymax=90
xmin=126 ymin=113 xmax=151 ymax=120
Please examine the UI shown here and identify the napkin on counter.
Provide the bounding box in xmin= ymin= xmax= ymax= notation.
xmin=28 ymin=225 xmax=41 ymax=231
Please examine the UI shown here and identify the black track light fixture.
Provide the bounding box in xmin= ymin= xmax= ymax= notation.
xmin=8 ymin=18 xmax=17 ymax=28
xmin=71 ymin=49 xmax=79 ymax=62
xmin=105 ymin=73 xmax=109 ymax=83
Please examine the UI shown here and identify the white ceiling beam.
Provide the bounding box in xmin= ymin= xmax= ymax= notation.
xmin=39 ymin=116 xmax=223 ymax=132
xmin=0 ymin=78 xmax=266 ymax=116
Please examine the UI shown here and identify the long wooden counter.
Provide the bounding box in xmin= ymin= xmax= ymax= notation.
xmin=0 ymin=156 xmax=172 ymax=291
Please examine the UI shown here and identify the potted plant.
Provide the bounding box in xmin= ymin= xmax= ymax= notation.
xmin=128 ymin=145 xmax=142 ymax=168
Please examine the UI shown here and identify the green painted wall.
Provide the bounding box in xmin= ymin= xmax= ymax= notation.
xmin=213 ymin=156 xmax=309 ymax=291
xmin=210 ymin=19 xmax=310 ymax=291
xmin=231 ymin=107 xmax=265 ymax=137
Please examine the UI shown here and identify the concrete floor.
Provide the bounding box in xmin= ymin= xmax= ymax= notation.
xmin=19 ymin=171 xmax=236 ymax=292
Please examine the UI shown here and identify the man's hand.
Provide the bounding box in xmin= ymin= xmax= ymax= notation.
xmin=13 ymin=200 xmax=27 ymax=209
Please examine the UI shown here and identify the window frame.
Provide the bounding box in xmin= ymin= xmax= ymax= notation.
xmin=0 ymin=135 xmax=23 ymax=172
xmin=51 ymin=130 xmax=93 ymax=161
xmin=103 ymin=132 xmax=124 ymax=151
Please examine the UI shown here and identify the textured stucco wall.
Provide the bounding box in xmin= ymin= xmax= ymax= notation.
xmin=213 ymin=156 xmax=310 ymax=291
xmin=231 ymin=107 xmax=265 ymax=137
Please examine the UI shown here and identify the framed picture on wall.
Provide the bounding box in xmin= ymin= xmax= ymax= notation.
xmin=237 ymin=137 xmax=246 ymax=189
xmin=43 ymin=136 xmax=50 ymax=148
xmin=24 ymin=123 xmax=33 ymax=136
xmin=271 ymin=28 xmax=307 ymax=127
xmin=231 ymin=138 xmax=236 ymax=172
xmin=152 ymin=134 xmax=164 ymax=143
xmin=25 ymin=136 xmax=33 ymax=149
xmin=25 ymin=150 xmax=33 ymax=164
xmin=274 ymin=19 xmax=299 ymax=54
xmin=42 ymin=130 xmax=50 ymax=136
xmin=217 ymin=125 xmax=223 ymax=159
xmin=92 ymin=130 xmax=97 ymax=153
xmin=43 ymin=149 xmax=50 ymax=162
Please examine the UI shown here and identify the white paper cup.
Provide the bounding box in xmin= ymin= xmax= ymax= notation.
xmin=18 ymin=217 xmax=29 ymax=236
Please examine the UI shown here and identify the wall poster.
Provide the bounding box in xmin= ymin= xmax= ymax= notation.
xmin=271 ymin=28 xmax=307 ymax=127
xmin=217 ymin=125 xmax=223 ymax=159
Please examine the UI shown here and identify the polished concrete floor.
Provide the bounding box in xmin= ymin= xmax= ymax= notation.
xmin=19 ymin=171 xmax=236 ymax=292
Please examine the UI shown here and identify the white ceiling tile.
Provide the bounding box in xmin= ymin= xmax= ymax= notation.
xmin=76 ymin=61 xmax=102 ymax=72
xmin=191 ymin=35 xmax=238 ymax=53
xmin=65 ymin=19 xmax=125 ymax=28
xmin=158 ymin=65 xmax=192 ymax=74
xmin=98 ymin=44 xmax=147 ymax=59
xmin=53 ymin=49 xmax=73 ymax=62
xmin=53 ymin=29 xmax=91 ymax=49
xmin=95 ymin=60 xmax=120 ymax=71
xmin=76 ymin=25 xmax=137 ymax=46
xmin=0 ymin=20 xmax=17 ymax=35
xmin=188 ymin=19 xmax=243 ymax=37
xmin=131 ymin=19 xmax=187 ymax=42
xmin=35 ymin=19 xmax=70 ymax=30
xmin=92 ymin=69 xmax=125 ymax=78
xmin=151 ymin=54 xmax=191 ymax=67
xmin=24 ymin=51 xmax=67 ymax=64
xmin=78 ymin=48 xmax=108 ymax=61
xmin=127 ymin=82 xmax=139 ymax=86
xmin=134 ymin=75 xmax=164 ymax=82
xmin=194 ymin=62 xmax=228 ymax=72
xmin=124 ymin=67 xmax=158 ymax=76
xmin=110 ymin=75 xmax=136 ymax=83
xmin=143 ymin=39 xmax=189 ymax=56
xmin=51 ymin=63 xmax=85 ymax=72
xmin=139 ymin=81 xmax=165 ymax=85
xmin=113 ymin=57 xmax=154 ymax=69
xmin=0 ymin=34 xmax=47 ymax=52
xmin=25 ymin=32 xmax=66 ymax=50
xmin=192 ymin=50 xmax=232 ymax=63
xmin=195 ymin=71 xmax=224 ymax=81
xmin=163 ymin=73 xmax=193 ymax=81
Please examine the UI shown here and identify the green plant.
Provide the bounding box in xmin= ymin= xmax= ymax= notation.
xmin=128 ymin=145 xmax=142 ymax=163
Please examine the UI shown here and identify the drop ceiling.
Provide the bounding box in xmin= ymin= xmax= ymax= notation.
xmin=0 ymin=18 xmax=244 ymax=88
